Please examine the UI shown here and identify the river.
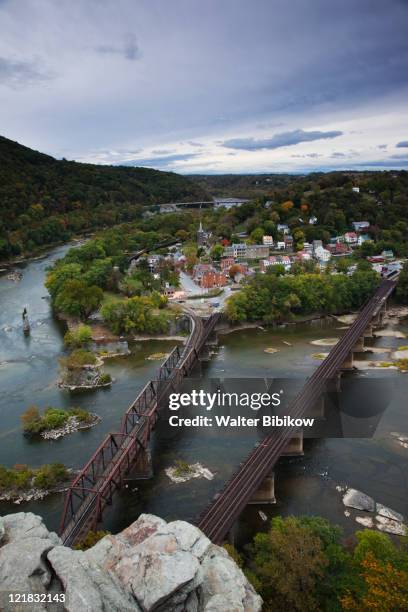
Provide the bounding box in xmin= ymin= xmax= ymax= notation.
xmin=0 ymin=245 xmax=407 ymax=544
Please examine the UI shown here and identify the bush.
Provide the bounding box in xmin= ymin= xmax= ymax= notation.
xmin=74 ymin=530 xmax=110 ymax=551
xmin=62 ymin=349 xmax=97 ymax=369
xmin=21 ymin=405 xmax=94 ymax=433
xmin=64 ymin=325 xmax=93 ymax=349
xmin=98 ymin=373 xmax=112 ymax=385
xmin=0 ymin=463 xmax=68 ymax=492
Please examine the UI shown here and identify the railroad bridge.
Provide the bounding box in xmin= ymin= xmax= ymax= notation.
xmin=197 ymin=279 xmax=397 ymax=543
xmin=59 ymin=310 xmax=220 ymax=545
xmin=60 ymin=279 xmax=396 ymax=546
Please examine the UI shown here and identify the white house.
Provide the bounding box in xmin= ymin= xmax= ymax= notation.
xmin=314 ymin=246 xmax=331 ymax=262
xmin=352 ymin=221 xmax=370 ymax=232
xmin=352 ymin=187 xmax=360 ymax=193
xmin=277 ymin=223 xmax=289 ymax=234
xmin=262 ymin=235 xmax=274 ymax=246
xmin=344 ymin=232 xmax=358 ymax=245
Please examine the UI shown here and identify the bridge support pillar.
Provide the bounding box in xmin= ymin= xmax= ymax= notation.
xmin=309 ymin=396 xmax=325 ymax=419
xmin=282 ymin=431 xmax=304 ymax=456
xmin=364 ymin=324 xmax=373 ymax=338
xmin=341 ymin=351 xmax=354 ymax=370
xmin=353 ymin=336 xmax=365 ymax=352
xmin=248 ymin=471 xmax=276 ymax=504
xmin=129 ymin=447 xmax=153 ymax=480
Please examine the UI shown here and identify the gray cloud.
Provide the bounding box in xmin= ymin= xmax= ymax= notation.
xmin=0 ymin=56 xmax=52 ymax=87
xmin=331 ymin=152 xmax=346 ymax=158
xmin=125 ymin=152 xmax=199 ymax=169
xmin=378 ymin=144 xmax=388 ymax=149
xmin=396 ymin=140 xmax=408 ymax=148
xmin=95 ymin=33 xmax=140 ymax=61
xmin=222 ymin=129 xmax=343 ymax=151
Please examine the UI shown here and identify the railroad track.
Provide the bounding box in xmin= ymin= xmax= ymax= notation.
xmin=197 ymin=279 xmax=395 ymax=543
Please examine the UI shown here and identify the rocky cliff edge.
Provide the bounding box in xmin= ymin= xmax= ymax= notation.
xmin=0 ymin=512 xmax=262 ymax=611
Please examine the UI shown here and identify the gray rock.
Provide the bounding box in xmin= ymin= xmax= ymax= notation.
xmin=47 ymin=546 xmax=138 ymax=612
xmin=0 ymin=513 xmax=62 ymax=611
xmin=375 ymin=515 xmax=407 ymax=536
xmin=199 ymin=545 xmax=262 ymax=612
xmin=376 ymin=503 xmax=404 ymax=523
xmin=342 ymin=488 xmax=375 ymax=512
xmin=114 ymin=547 xmax=199 ymax=611
xmin=0 ymin=512 xmax=262 ymax=612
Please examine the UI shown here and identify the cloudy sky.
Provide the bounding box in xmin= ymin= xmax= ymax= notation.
xmin=0 ymin=0 xmax=407 ymax=173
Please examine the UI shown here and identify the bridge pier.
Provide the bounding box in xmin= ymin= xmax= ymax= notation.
xmin=308 ymin=395 xmax=326 ymax=419
xmin=248 ymin=471 xmax=276 ymax=504
xmin=129 ymin=447 xmax=153 ymax=480
xmin=282 ymin=431 xmax=304 ymax=456
xmin=364 ymin=324 xmax=373 ymax=338
xmin=341 ymin=351 xmax=354 ymax=370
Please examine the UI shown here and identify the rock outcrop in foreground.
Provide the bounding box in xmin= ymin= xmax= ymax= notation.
xmin=0 ymin=512 xmax=262 ymax=611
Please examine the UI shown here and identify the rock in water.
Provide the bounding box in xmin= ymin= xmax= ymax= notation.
xmin=342 ymin=488 xmax=375 ymax=512
xmin=376 ymin=503 xmax=404 ymax=523
xmin=375 ymin=515 xmax=407 ymax=536
xmin=0 ymin=512 xmax=262 ymax=612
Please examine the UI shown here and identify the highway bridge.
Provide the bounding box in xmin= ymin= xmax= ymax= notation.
xmin=197 ymin=279 xmax=396 ymax=543
xmin=59 ymin=310 xmax=220 ymax=545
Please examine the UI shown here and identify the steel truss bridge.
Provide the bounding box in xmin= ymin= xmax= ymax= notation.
xmin=59 ymin=310 xmax=220 ymax=545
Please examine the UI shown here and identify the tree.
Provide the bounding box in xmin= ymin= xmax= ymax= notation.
xmin=21 ymin=406 xmax=41 ymax=433
xmin=249 ymin=516 xmax=328 ymax=611
xmin=210 ymin=244 xmax=224 ymax=261
xmin=54 ymin=280 xmax=103 ymax=319
xmin=64 ymin=325 xmax=92 ymax=348
xmin=342 ymin=553 xmax=408 ymax=611
xmin=250 ymin=227 xmax=265 ymax=243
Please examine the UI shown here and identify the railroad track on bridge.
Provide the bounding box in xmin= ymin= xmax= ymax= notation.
xmin=197 ymin=279 xmax=396 ymax=543
xmin=59 ymin=309 xmax=220 ymax=545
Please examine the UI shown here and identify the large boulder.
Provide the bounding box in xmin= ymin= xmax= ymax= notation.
xmin=0 ymin=512 xmax=262 ymax=612
xmin=0 ymin=513 xmax=62 ymax=611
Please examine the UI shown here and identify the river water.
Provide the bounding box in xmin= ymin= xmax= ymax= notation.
xmin=0 ymin=245 xmax=407 ymax=543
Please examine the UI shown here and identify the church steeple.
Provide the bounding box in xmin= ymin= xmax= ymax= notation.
xmin=197 ymin=219 xmax=206 ymax=246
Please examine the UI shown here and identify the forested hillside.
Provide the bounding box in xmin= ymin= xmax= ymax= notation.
xmin=0 ymin=136 xmax=207 ymax=259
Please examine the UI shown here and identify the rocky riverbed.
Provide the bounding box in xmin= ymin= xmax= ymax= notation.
xmin=0 ymin=512 xmax=262 ymax=612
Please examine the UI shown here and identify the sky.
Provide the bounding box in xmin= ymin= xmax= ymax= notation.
xmin=0 ymin=0 xmax=407 ymax=174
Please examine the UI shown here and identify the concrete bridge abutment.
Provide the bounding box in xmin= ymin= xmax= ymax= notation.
xmin=248 ymin=471 xmax=276 ymax=504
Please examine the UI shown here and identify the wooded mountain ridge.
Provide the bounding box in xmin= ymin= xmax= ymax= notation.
xmin=0 ymin=135 xmax=207 ymax=259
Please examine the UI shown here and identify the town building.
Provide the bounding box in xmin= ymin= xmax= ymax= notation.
xmin=223 ymin=243 xmax=269 ymax=260
xmin=358 ymin=234 xmax=370 ymax=246
xmin=314 ymin=245 xmax=331 ymax=263
xmin=197 ymin=220 xmax=207 ymax=246
xmin=220 ymin=257 xmax=235 ymax=273
xmin=326 ymin=243 xmax=352 ymax=257
xmin=277 ymin=223 xmax=289 ymax=234
xmin=262 ymin=235 xmax=274 ymax=246
xmin=352 ymin=221 xmax=370 ymax=232
xmin=200 ymin=270 xmax=228 ymax=289
xmin=284 ymin=235 xmax=294 ymax=250
xmin=344 ymin=232 xmax=358 ymax=246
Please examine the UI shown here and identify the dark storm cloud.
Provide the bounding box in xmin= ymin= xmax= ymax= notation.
xmin=222 ymin=129 xmax=343 ymax=151
xmin=396 ymin=141 xmax=408 ymax=148
xmin=94 ymin=33 xmax=140 ymax=60
xmin=0 ymin=56 xmax=52 ymax=87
